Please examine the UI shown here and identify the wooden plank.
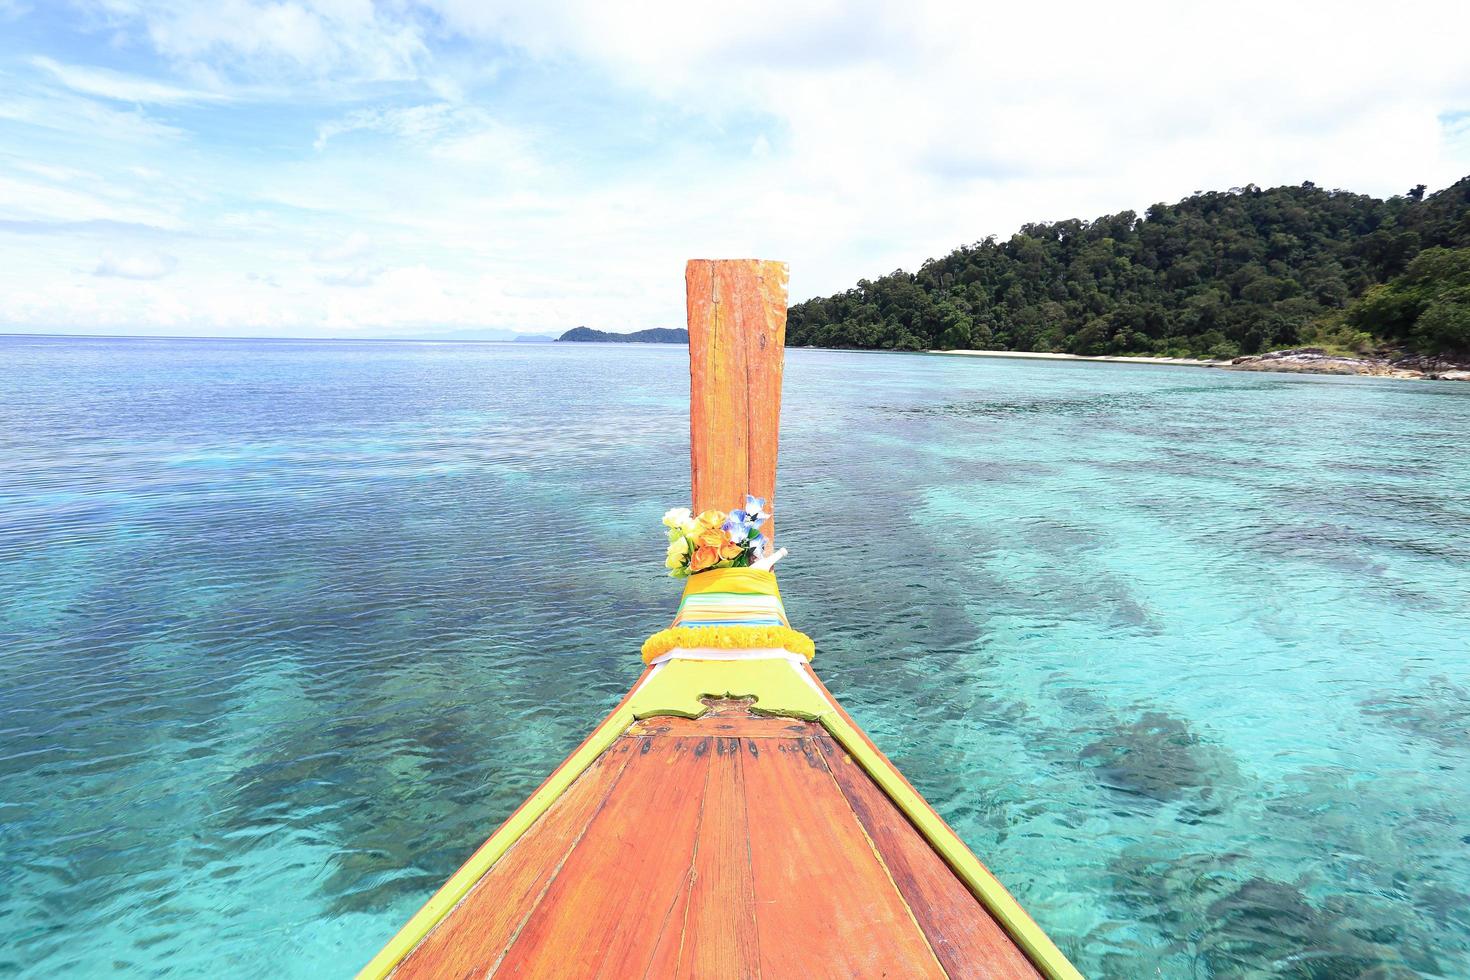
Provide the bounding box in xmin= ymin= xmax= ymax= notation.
xmin=641 ymin=837 xmax=695 ymax=978
xmin=627 ymin=699 xmax=820 ymax=739
xmin=740 ymin=737 xmax=947 ymax=979
xmin=372 ymin=669 xmax=654 ymax=979
xmin=627 ymin=714 xmax=819 ymax=739
xmin=816 ymin=737 xmax=1043 ymax=979
xmin=674 ymin=736 xmax=760 ymax=979
xmin=492 ymin=736 xmax=714 ymax=977
xmin=392 ymin=739 xmax=637 ymax=979
xmin=802 ymin=663 xmax=946 ymax=805
xmin=803 ymin=664 xmax=1078 ymax=980
xmin=687 ymin=258 xmax=787 ymax=542
xmin=687 ymin=259 xmax=743 ymax=523
xmin=725 ymin=260 xmax=786 ymax=544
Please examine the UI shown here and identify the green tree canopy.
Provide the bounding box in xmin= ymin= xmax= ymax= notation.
xmin=788 ymin=176 xmax=1470 ymax=358
xmin=1348 ymin=247 xmax=1470 ymax=354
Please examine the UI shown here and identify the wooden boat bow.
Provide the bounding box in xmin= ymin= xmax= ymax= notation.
xmin=359 ymin=260 xmax=1082 ymax=979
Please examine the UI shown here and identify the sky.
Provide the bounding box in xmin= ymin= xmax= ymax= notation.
xmin=2 ymin=1 xmax=1469 ymax=339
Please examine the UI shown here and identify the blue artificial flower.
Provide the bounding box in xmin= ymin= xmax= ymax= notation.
xmin=722 ymin=511 xmax=748 ymax=543
xmin=751 ymin=534 xmax=769 ymax=559
xmin=743 ymin=495 xmax=770 ymax=523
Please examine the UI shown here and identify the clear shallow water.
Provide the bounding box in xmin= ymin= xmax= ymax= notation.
xmin=2 ymin=336 xmax=1467 ymax=979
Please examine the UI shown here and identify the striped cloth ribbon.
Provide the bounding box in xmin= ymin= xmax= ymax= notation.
xmin=641 ymin=567 xmax=814 ymax=663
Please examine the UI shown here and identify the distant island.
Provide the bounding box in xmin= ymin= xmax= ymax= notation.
xmin=557 ymin=326 xmax=689 ymax=344
xmin=790 ymin=175 xmax=1470 ymax=362
xmin=513 ymin=334 xmax=556 ymax=343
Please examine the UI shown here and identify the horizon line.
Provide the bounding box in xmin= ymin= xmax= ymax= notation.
xmin=0 ymin=331 xmax=597 ymax=344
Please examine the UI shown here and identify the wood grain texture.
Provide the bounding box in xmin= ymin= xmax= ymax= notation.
xmin=673 ymin=735 xmax=760 ymax=979
xmin=816 ymin=736 xmax=1043 ymax=979
xmin=391 ymin=699 xmax=1049 ymax=979
xmin=687 ymin=259 xmax=788 ymax=542
xmin=492 ymin=737 xmax=714 ymax=978
xmin=802 ymin=663 xmax=1074 ymax=979
xmin=627 ymin=714 xmax=820 ymax=739
xmin=802 ymin=662 xmax=929 ymax=800
xmin=391 ymin=739 xmax=636 ymax=979
xmin=374 ymin=667 xmax=653 ymax=980
xmin=627 ymin=697 xmax=820 ymax=739
xmin=741 ymin=737 xmax=947 ymax=979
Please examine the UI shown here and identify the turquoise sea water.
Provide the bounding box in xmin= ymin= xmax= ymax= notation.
xmin=2 ymin=335 xmax=1467 ymax=978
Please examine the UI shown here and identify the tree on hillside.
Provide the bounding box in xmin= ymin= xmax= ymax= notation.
xmin=788 ymin=176 xmax=1470 ymax=359
xmin=1348 ymin=247 xmax=1470 ymax=354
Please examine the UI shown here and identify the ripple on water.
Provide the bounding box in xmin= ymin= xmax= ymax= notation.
xmin=1 ymin=338 xmax=1468 ymax=978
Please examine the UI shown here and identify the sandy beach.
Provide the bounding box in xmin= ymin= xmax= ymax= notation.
xmin=931 ymin=347 xmax=1470 ymax=380
xmin=929 ymin=349 xmax=1231 ymax=368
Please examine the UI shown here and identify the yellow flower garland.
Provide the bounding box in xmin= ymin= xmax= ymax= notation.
xmin=641 ymin=625 xmax=816 ymax=663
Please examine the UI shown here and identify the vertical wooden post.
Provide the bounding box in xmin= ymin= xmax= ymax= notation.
xmin=686 ymin=259 xmax=788 ymax=543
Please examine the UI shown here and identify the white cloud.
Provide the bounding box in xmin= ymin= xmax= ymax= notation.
xmin=317 ymin=265 xmax=381 ymax=287
xmin=312 ymin=102 xmax=536 ymax=173
xmin=85 ymin=0 xmax=427 ymax=82
xmin=458 ymin=0 xmax=1470 ymax=304
xmin=0 ymin=88 xmax=182 ymax=142
xmin=4 ymin=0 xmax=1469 ymax=335
xmin=312 ymin=231 xmax=372 ymax=262
xmin=31 ymin=55 xmax=227 ymax=103
xmin=92 ymin=249 xmax=179 ymax=279
xmin=10 ymin=160 xmax=96 ymax=183
xmin=0 ymin=172 xmax=182 ymax=229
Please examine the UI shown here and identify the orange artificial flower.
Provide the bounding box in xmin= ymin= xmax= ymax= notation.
xmin=718 ymin=541 xmax=743 ymax=561
xmin=690 ymin=545 xmax=720 ymax=572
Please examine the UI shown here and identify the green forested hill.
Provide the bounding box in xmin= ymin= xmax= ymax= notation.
xmin=788 ymin=176 xmax=1470 ymax=358
xmin=558 ymin=326 xmax=689 ymax=343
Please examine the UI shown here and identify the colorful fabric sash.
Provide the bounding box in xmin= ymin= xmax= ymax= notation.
xmin=641 ymin=568 xmax=815 ymax=663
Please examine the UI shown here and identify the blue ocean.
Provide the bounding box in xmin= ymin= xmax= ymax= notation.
xmin=2 ymin=335 xmax=1467 ymax=978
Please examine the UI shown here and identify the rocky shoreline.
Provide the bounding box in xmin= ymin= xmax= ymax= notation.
xmin=1225 ymin=349 xmax=1470 ymax=381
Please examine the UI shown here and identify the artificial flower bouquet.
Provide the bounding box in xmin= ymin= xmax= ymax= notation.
xmin=662 ymin=495 xmax=774 ymax=577
xmin=644 ymin=494 xmax=807 ymax=661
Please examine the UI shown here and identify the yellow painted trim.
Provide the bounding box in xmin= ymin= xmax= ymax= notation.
xmin=820 ymin=712 xmax=1084 ymax=980
xmin=357 ymin=657 xmax=823 ymax=979
xmin=358 ymin=656 xmax=1081 ymax=980
xmin=627 ymin=657 xmax=830 ymax=719
xmin=355 ymin=706 xmax=637 ymax=980
xmin=627 ymin=659 xmax=1081 ymax=978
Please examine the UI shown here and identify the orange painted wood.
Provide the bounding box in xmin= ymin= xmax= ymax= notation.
xmin=802 ymin=664 xmax=1057 ymax=968
xmin=804 ymin=662 xmax=940 ymax=802
xmin=391 ymin=739 xmax=637 ymax=979
xmin=740 ymin=737 xmax=947 ymax=978
xmin=687 ymin=258 xmax=788 ymax=541
xmin=816 ymin=736 xmax=1043 ymax=979
xmin=392 ymin=702 xmax=1041 ymax=978
xmin=641 ymin=873 xmax=692 ymax=978
xmin=674 ymin=735 xmax=760 ymax=979
xmin=492 ymin=736 xmax=714 ymax=977
xmin=627 ymin=699 xmax=820 ymax=739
